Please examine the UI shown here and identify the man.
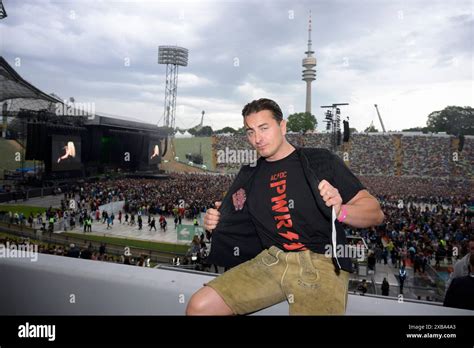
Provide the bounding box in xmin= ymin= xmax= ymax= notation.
xmin=138 ymin=215 xmax=143 ymax=230
xmin=443 ymin=253 xmax=474 ymax=310
xmin=399 ymin=265 xmax=407 ymax=294
xmin=381 ymin=277 xmax=390 ymax=296
xmin=63 ymin=210 xmax=69 ymax=231
xmin=87 ymin=216 xmax=92 ymax=232
xmin=149 ymin=217 xmax=157 ymax=232
xmin=446 ymin=236 xmax=474 ymax=291
xmin=186 ymin=98 xmax=384 ymax=315
xmin=159 ymin=215 xmax=166 ymax=231
xmin=357 ymin=279 xmax=368 ymax=295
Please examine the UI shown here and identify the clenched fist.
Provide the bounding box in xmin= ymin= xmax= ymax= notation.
xmin=318 ymin=180 xmax=343 ymax=217
xmin=204 ymin=201 xmax=221 ymax=232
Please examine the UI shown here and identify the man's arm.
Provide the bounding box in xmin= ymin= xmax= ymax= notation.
xmin=446 ymin=255 xmax=467 ymax=290
xmin=317 ymin=152 xmax=384 ymax=229
xmin=319 ymin=180 xmax=384 ymax=229
xmin=342 ymin=189 xmax=384 ymax=228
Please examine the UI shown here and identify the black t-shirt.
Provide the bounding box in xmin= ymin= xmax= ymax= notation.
xmin=248 ymin=149 xmax=364 ymax=254
xmin=443 ymin=276 xmax=474 ymax=310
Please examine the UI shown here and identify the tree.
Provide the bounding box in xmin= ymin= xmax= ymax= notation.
xmin=215 ymin=126 xmax=237 ymax=134
xmin=426 ymin=106 xmax=473 ymax=135
xmin=286 ymin=112 xmax=317 ymax=133
xmin=236 ymin=126 xmax=246 ymax=135
xmin=196 ymin=126 xmax=213 ymax=137
xmin=402 ymin=126 xmax=429 ymax=133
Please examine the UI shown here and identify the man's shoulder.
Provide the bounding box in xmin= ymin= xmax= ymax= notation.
xmin=454 ymin=253 xmax=470 ymax=270
xmin=299 ymin=147 xmax=334 ymax=159
xmin=297 ymin=147 xmax=336 ymax=174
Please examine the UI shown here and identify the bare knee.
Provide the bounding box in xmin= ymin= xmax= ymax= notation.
xmin=186 ymin=292 xmax=206 ymax=315
xmin=186 ymin=286 xmax=233 ymax=316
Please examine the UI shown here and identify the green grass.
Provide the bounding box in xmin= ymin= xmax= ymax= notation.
xmin=173 ymin=137 xmax=213 ymax=170
xmin=62 ymin=232 xmax=190 ymax=254
xmin=0 ymin=204 xmax=50 ymax=216
xmin=0 ymin=231 xmax=29 ymax=240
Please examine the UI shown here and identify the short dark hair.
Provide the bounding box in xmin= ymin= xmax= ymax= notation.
xmin=242 ymin=98 xmax=283 ymax=123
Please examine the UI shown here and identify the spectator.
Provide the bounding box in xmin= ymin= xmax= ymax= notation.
xmin=367 ymin=251 xmax=376 ymax=272
xmin=381 ymin=278 xmax=390 ymax=296
xmin=399 ymin=265 xmax=407 ymax=294
xmin=99 ymin=243 xmax=106 ymax=257
xmin=138 ymin=215 xmax=143 ymax=230
xmin=357 ymin=279 xmax=368 ymax=295
xmin=66 ymin=243 xmax=80 ymax=258
xmin=443 ymin=254 xmax=474 ymax=310
xmin=149 ymin=217 xmax=156 ymax=231
xmin=446 ymin=236 xmax=474 ymax=290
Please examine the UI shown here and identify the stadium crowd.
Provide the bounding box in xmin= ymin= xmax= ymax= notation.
xmin=2 ymin=173 xmax=471 ymax=275
xmin=213 ymin=133 xmax=473 ymax=178
xmin=77 ymin=173 xmax=233 ymax=218
xmin=349 ymin=134 xmax=396 ymax=175
xmin=2 ymin=133 xmax=472 ymax=288
xmin=347 ymin=196 xmax=472 ymax=268
xmin=402 ymin=136 xmax=451 ymax=177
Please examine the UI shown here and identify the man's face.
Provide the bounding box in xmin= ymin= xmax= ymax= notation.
xmin=244 ymin=110 xmax=286 ymax=160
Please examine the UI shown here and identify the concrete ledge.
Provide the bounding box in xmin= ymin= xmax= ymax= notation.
xmin=0 ymin=253 xmax=472 ymax=315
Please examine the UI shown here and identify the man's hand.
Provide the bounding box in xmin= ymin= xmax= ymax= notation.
xmin=204 ymin=201 xmax=221 ymax=232
xmin=318 ymin=180 xmax=343 ymax=218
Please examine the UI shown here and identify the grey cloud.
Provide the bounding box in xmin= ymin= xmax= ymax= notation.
xmin=0 ymin=0 xmax=471 ymax=131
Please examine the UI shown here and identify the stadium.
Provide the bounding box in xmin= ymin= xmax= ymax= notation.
xmin=0 ymin=0 xmax=472 ymax=345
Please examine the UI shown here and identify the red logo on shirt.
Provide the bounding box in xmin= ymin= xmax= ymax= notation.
xmin=270 ymin=171 xmax=306 ymax=251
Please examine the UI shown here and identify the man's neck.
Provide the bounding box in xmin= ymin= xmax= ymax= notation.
xmin=265 ymin=141 xmax=295 ymax=162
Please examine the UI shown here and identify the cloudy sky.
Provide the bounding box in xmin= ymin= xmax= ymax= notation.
xmin=0 ymin=0 xmax=472 ymax=132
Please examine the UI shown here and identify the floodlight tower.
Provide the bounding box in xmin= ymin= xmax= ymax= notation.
xmin=302 ymin=11 xmax=317 ymax=114
xmin=158 ymin=46 xmax=188 ymax=130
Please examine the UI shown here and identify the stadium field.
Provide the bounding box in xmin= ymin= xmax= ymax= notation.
xmin=173 ymin=137 xmax=214 ymax=170
xmin=0 ymin=204 xmax=49 ymax=216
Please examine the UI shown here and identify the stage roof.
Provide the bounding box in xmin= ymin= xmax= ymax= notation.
xmin=0 ymin=56 xmax=60 ymax=104
xmin=0 ymin=56 xmax=169 ymax=136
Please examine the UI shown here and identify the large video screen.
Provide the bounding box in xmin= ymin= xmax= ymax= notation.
xmin=148 ymin=140 xmax=161 ymax=165
xmin=51 ymin=135 xmax=82 ymax=171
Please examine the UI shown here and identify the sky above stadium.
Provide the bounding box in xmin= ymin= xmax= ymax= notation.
xmin=0 ymin=0 xmax=472 ymax=132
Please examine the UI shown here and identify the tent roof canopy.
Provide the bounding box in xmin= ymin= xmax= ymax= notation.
xmin=0 ymin=56 xmax=61 ymax=103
